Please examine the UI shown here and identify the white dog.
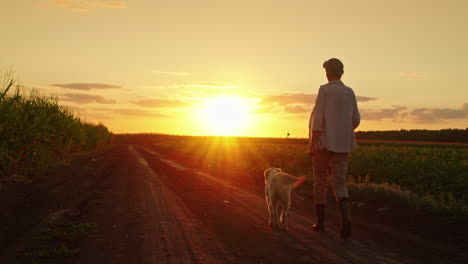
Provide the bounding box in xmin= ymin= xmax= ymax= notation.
xmin=264 ymin=168 xmax=305 ymax=231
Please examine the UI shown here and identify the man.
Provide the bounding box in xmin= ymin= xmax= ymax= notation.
xmin=308 ymin=58 xmax=360 ymax=239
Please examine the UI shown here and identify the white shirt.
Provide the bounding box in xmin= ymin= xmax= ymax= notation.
xmin=309 ymin=80 xmax=360 ymax=153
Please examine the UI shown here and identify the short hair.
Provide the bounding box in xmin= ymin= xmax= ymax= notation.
xmin=323 ymin=58 xmax=344 ymax=77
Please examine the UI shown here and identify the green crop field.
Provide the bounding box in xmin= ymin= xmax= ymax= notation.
xmin=0 ymin=76 xmax=113 ymax=180
xmin=350 ymin=142 xmax=467 ymax=203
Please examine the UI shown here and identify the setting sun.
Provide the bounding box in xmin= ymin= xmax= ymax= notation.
xmin=198 ymin=96 xmax=251 ymax=136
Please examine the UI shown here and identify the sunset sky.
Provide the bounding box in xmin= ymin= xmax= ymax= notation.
xmin=2 ymin=0 xmax=467 ymax=137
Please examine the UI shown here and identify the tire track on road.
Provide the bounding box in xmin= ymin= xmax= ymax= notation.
xmin=129 ymin=146 xmax=234 ymax=264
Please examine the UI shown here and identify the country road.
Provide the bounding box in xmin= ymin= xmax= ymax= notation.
xmin=1 ymin=144 xmax=467 ymax=264
xmin=72 ymin=144 xmax=468 ymax=264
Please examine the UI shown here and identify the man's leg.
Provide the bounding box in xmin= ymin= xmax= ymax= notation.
xmin=312 ymin=149 xmax=330 ymax=231
xmin=330 ymin=152 xmax=349 ymax=200
xmin=330 ymin=152 xmax=352 ymax=239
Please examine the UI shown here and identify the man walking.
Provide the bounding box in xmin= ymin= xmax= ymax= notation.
xmin=308 ymin=58 xmax=360 ymax=239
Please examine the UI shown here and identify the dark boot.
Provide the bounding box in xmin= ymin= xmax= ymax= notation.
xmin=338 ymin=198 xmax=352 ymax=239
xmin=312 ymin=204 xmax=326 ymax=231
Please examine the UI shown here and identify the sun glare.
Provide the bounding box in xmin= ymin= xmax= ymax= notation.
xmin=198 ymin=96 xmax=250 ymax=136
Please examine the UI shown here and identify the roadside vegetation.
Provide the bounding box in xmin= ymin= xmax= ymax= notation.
xmin=0 ymin=75 xmax=113 ymax=182
xmin=117 ymin=134 xmax=468 ymax=219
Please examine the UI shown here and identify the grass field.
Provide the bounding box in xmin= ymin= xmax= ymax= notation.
xmin=117 ymin=134 xmax=468 ymax=218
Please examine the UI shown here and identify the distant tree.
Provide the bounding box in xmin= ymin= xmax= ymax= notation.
xmin=355 ymin=128 xmax=468 ymax=143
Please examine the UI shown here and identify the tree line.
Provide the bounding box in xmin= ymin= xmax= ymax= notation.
xmin=355 ymin=129 xmax=468 ymax=143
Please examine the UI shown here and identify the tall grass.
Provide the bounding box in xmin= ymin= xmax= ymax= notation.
xmin=0 ymin=76 xmax=112 ymax=179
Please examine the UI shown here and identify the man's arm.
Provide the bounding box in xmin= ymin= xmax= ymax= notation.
xmin=308 ymin=131 xmax=323 ymax=156
xmin=351 ymin=89 xmax=360 ymax=129
xmin=308 ymin=86 xmax=325 ymax=156
xmin=311 ymin=86 xmax=326 ymax=131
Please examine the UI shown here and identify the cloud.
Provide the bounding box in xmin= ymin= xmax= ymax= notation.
xmin=400 ymin=72 xmax=427 ymax=78
xmin=70 ymin=106 xmax=168 ymax=118
xmin=52 ymin=0 xmax=126 ymax=11
xmin=255 ymin=93 xmax=376 ymax=115
xmin=357 ymin=96 xmax=377 ymax=102
xmin=53 ymin=1 xmax=89 ymax=11
xmin=252 ymin=104 xmax=309 ymax=119
xmin=284 ymin=104 xmax=310 ymax=114
xmin=176 ymin=83 xmax=234 ymax=89
xmin=111 ymin=108 xmax=167 ymax=117
xmin=131 ymin=98 xmax=191 ymax=108
xmin=252 ymin=104 xmax=282 ymax=114
xmin=51 ymin=83 xmax=122 ymax=90
xmin=153 ymin=70 xmax=191 ymax=76
xmin=360 ymin=105 xmax=408 ymax=121
xmin=61 ymin=93 xmax=116 ymax=104
xmin=260 ymin=93 xmax=316 ymax=106
xmin=67 ymin=106 xmax=113 ymax=120
xmin=101 ymin=1 xmax=126 ymax=8
xmin=410 ymin=103 xmax=468 ymax=123
xmin=260 ymin=93 xmax=376 ymax=106
xmin=90 ymin=107 xmax=167 ymax=117
xmin=252 ymin=94 xmax=313 ymax=115
xmin=356 ymin=103 xmax=468 ymax=123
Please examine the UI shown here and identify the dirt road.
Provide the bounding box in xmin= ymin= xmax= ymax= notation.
xmin=1 ymin=144 xmax=467 ymax=263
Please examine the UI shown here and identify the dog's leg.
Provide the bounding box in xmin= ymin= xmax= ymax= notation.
xmin=280 ymin=206 xmax=285 ymax=230
xmin=273 ymin=202 xmax=281 ymax=228
xmin=265 ymin=187 xmax=273 ymax=226
xmin=282 ymin=208 xmax=289 ymax=231
xmin=266 ymin=196 xmax=272 ymax=226
xmin=281 ymin=189 xmax=292 ymax=231
xmin=268 ymin=204 xmax=274 ymax=226
xmin=278 ymin=206 xmax=283 ymax=229
xmin=267 ymin=202 xmax=275 ymax=226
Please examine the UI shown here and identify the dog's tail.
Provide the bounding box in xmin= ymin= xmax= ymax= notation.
xmin=292 ymin=190 xmax=305 ymax=200
xmin=282 ymin=175 xmax=305 ymax=200
xmin=294 ymin=176 xmax=306 ymax=188
xmin=292 ymin=176 xmax=306 ymax=200
xmin=264 ymin=169 xmax=270 ymax=184
xmin=281 ymin=173 xmax=306 ymax=188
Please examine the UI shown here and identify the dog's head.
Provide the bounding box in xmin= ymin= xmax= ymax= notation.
xmin=264 ymin=167 xmax=281 ymax=180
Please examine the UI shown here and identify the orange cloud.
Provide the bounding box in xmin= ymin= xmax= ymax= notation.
xmin=260 ymin=93 xmax=316 ymax=106
xmin=60 ymin=93 xmax=116 ymax=104
xmin=255 ymin=93 xmax=377 ymax=115
xmin=51 ymin=83 xmax=121 ymax=90
xmin=359 ymin=103 xmax=468 ymax=123
xmin=283 ymin=104 xmax=310 ymax=114
xmin=410 ymin=103 xmax=468 ymax=123
xmin=131 ymin=98 xmax=192 ymax=108
xmin=176 ymin=83 xmax=235 ymax=89
xmin=52 ymin=0 xmax=126 ymax=11
xmin=260 ymin=93 xmax=377 ymax=106
xmin=360 ymin=105 xmax=408 ymax=121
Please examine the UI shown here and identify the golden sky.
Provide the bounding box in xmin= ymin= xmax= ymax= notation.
xmin=1 ymin=0 xmax=467 ymax=137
